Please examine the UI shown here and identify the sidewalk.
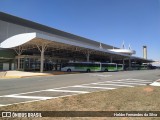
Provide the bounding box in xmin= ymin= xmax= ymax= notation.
xmin=0 ymin=71 xmax=79 ymax=79
xmin=0 ymin=71 xmax=52 ymax=79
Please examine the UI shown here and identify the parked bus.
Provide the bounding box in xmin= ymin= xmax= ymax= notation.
xmin=140 ymin=63 xmax=149 ymax=70
xmin=117 ymin=64 xmax=124 ymax=71
xmin=130 ymin=64 xmax=141 ymax=70
xmin=61 ymin=62 xmax=101 ymax=72
xmin=61 ymin=62 xmax=118 ymax=72
xmin=101 ymin=63 xmax=117 ymax=72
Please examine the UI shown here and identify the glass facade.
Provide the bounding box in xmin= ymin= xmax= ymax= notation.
xmin=16 ymin=56 xmax=63 ymax=71
xmin=18 ymin=58 xmax=41 ymax=71
xmin=24 ymin=58 xmax=40 ymax=71
xmin=0 ymin=63 xmax=3 ymax=70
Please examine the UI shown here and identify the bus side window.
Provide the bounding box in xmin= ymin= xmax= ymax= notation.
xmin=75 ymin=63 xmax=80 ymax=67
xmin=94 ymin=64 xmax=99 ymax=67
xmin=69 ymin=63 xmax=74 ymax=67
xmin=62 ymin=63 xmax=67 ymax=68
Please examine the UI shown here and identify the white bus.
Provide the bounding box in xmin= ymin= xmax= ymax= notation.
xmin=140 ymin=63 xmax=149 ymax=70
xmin=61 ymin=62 xmax=101 ymax=72
xmin=117 ymin=64 xmax=124 ymax=71
xmin=61 ymin=62 xmax=118 ymax=72
xmin=101 ymin=63 xmax=118 ymax=72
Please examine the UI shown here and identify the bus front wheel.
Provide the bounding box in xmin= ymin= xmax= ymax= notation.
xmin=87 ymin=69 xmax=90 ymax=72
xmin=67 ymin=69 xmax=71 ymax=72
xmin=104 ymin=69 xmax=108 ymax=72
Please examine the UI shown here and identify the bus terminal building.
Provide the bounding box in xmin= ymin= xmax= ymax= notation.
xmin=0 ymin=12 xmax=153 ymax=72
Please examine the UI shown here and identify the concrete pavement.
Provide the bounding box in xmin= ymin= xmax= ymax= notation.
xmin=0 ymin=71 xmax=52 ymax=79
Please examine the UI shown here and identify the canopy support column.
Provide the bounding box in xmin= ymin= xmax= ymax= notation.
xmin=122 ymin=59 xmax=125 ymax=70
xmin=14 ymin=46 xmax=24 ymax=70
xmin=36 ymin=43 xmax=48 ymax=73
xmin=110 ymin=57 xmax=113 ymax=63
xmin=84 ymin=50 xmax=93 ymax=62
xmin=123 ymin=59 xmax=125 ymax=65
xmin=129 ymin=58 xmax=131 ymax=70
xmin=86 ymin=51 xmax=90 ymax=62
xmin=40 ymin=48 xmax=44 ymax=73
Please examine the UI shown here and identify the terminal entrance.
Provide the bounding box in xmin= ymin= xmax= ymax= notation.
xmin=16 ymin=55 xmax=67 ymax=71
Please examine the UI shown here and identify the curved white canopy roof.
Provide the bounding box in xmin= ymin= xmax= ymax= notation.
xmin=109 ymin=49 xmax=136 ymax=55
xmin=0 ymin=32 xmax=127 ymax=56
xmin=0 ymin=33 xmax=36 ymax=48
xmin=0 ymin=32 xmax=154 ymax=62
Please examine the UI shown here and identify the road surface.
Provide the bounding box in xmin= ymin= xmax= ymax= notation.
xmin=0 ymin=70 xmax=159 ymax=106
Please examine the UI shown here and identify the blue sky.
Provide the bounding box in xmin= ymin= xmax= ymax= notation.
xmin=0 ymin=0 xmax=160 ymax=60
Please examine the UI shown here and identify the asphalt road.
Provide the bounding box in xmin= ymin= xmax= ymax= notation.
xmin=0 ymin=70 xmax=159 ymax=96
xmin=0 ymin=70 xmax=159 ymax=106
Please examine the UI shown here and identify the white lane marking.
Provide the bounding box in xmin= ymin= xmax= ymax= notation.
xmin=0 ymin=93 xmax=88 ymax=107
xmin=117 ymin=79 xmax=152 ymax=82
xmin=127 ymin=78 xmax=152 ymax=81
xmin=0 ymin=83 xmax=91 ymax=97
xmin=44 ymin=89 xmax=89 ymax=93
xmin=0 ymin=79 xmax=149 ymax=97
xmin=91 ymin=74 xmax=112 ymax=77
xmin=51 ymin=79 xmax=134 ymax=90
xmin=4 ymin=95 xmax=53 ymax=100
xmin=112 ymin=81 xmax=151 ymax=84
xmin=120 ymin=79 xmax=153 ymax=82
xmin=92 ymin=83 xmax=134 ymax=87
xmin=78 ymin=79 xmax=128 ymax=86
xmin=102 ymin=81 xmax=146 ymax=85
xmin=0 ymin=90 xmax=50 ymax=96
xmin=103 ymin=81 xmax=152 ymax=84
xmin=0 ymin=78 xmax=152 ymax=107
xmin=150 ymin=82 xmax=160 ymax=86
xmin=72 ymin=85 xmax=115 ymax=90
xmin=111 ymin=78 xmax=152 ymax=82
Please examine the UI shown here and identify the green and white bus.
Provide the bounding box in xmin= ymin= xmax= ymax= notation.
xmin=140 ymin=63 xmax=148 ymax=70
xmin=117 ymin=64 xmax=124 ymax=71
xmin=101 ymin=63 xmax=118 ymax=72
xmin=61 ymin=62 xmax=119 ymax=72
xmin=61 ymin=62 xmax=101 ymax=72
